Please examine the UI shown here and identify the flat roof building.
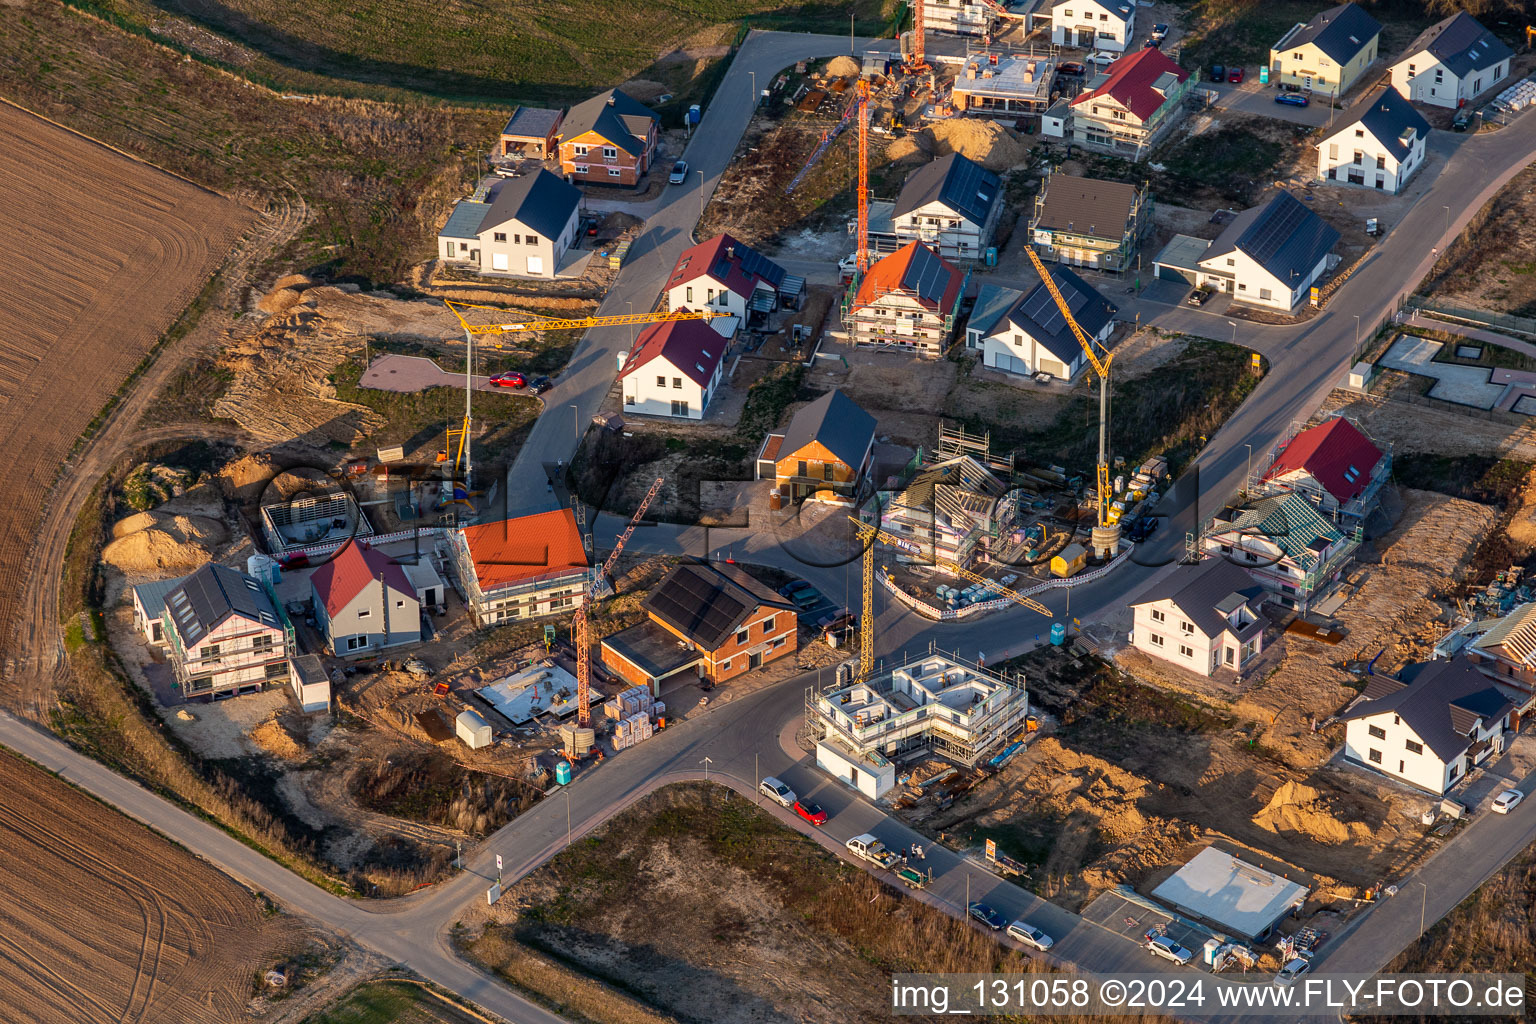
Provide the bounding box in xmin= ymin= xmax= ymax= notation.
xmin=1150 ymin=846 xmax=1309 ymax=941
xmin=952 ymin=55 xmax=1058 ymax=118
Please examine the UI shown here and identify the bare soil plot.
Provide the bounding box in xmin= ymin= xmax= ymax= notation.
xmin=1424 ymin=162 xmax=1536 ymax=319
xmin=0 ymin=101 xmax=250 ymax=662
xmin=1318 ymin=380 xmax=1536 ymax=462
xmin=0 ymin=751 xmax=295 ymax=1023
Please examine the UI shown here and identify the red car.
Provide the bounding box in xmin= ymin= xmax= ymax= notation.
xmin=1227 ymin=67 xmax=1244 ymax=83
xmin=489 ymin=371 xmax=526 ymax=389
xmin=793 ymin=800 xmax=828 ymax=826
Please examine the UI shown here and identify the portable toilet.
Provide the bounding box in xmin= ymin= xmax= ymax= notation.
xmin=455 ymin=709 xmax=493 ymax=749
xmin=555 ymin=760 xmax=573 ymax=785
xmin=1259 ymin=65 xmax=1270 ymax=84
xmin=1050 ymin=622 xmax=1066 ymax=646
xmin=1051 ymin=543 xmax=1088 ymax=578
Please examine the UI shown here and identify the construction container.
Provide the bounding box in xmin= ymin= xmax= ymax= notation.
xmin=455 ymin=709 xmax=493 ymax=749
xmin=555 ymin=760 xmax=572 ymax=785
xmin=559 ymin=724 xmax=596 ymax=756
xmin=1051 ymin=543 xmax=1088 ymax=578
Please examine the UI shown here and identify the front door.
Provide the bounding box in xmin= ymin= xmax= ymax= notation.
xmin=1077 ymin=28 xmax=1094 ymax=46
xmin=749 ymin=651 xmax=763 ymax=669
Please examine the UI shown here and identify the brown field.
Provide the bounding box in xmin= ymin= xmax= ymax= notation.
xmin=0 ymin=102 xmax=251 ymax=663
xmin=0 ymin=752 xmax=293 ymax=1023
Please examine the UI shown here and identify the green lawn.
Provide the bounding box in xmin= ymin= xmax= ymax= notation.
xmin=304 ymin=980 xmax=483 ymax=1024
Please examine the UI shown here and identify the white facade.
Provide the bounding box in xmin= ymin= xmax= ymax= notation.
xmin=923 ymin=0 xmax=998 ymax=36
xmin=665 ymin=277 xmax=751 ymax=338
xmin=1130 ymin=597 xmax=1265 ymax=677
xmin=620 ymin=351 xmax=724 ymax=420
xmin=1050 ymin=0 xmax=1134 ymax=51
xmin=967 ymin=320 xmax=1101 ymax=381
xmin=1317 ymin=122 xmax=1424 ymax=194
xmin=893 ymin=200 xmax=996 ymax=261
xmin=472 ymin=205 xmax=577 ymax=279
xmin=168 ymin=609 xmax=290 ymax=697
xmin=1343 ymin=709 xmax=1505 ymax=794
xmin=1390 ymin=52 xmax=1509 ymax=109
xmin=816 ymin=739 xmax=897 ymax=799
xmin=1198 ymin=248 xmax=1330 ymax=311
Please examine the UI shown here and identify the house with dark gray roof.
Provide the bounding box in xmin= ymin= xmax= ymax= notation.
xmin=436 ymin=169 xmax=582 ymax=278
xmin=1196 ymin=192 xmax=1340 ymax=311
xmin=891 ymin=153 xmax=1003 ymax=260
xmin=1030 ymin=172 xmax=1151 ymax=272
xmin=1130 ymin=559 xmax=1270 ymax=677
xmin=1389 ymin=11 xmax=1513 ymax=109
xmin=1200 ymin=492 xmax=1359 ymax=612
xmin=756 ymin=389 xmax=878 ymax=506
xmin=600 ymin=562 xmax=798 ymax=692
xmin=1317 ymin=87 xmax=1431 ymax=194
xmin=498 ymin=106 xmax=564 ymax=159
xmin=965 ymin=267 xmax=1118 ymax=381
xmin=161 ymin=563 xmax=294 ymax=701
xmin=1271 ymin=2 xmax=1382 ymax=97
xmin=1341 ymin=657 xmax=1514 ymax=794
xmin=557 ymin=88 xmax=659 ymax=187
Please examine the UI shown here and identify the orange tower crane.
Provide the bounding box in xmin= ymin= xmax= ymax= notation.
xmin=573 ymin=476 xmax=664 ymax=727
xmin=855 ymin=78 xmax=872 ymax=275
xmin=910 ymin=0 xmax=928 ymax=72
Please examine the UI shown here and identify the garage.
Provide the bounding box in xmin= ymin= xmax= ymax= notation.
xmin=1152 ymin=234 xmax=1210 ymax=285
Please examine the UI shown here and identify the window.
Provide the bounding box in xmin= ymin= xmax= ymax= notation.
xmin=1449 ymin=763 xmax=1460 ymax=780
xmin=1112 ymin=110 xmax=1126 ymax=120
xmin=206 ymin=643 xmax=220 ymax=657
xmin=357 ymin=609 xmax=371 ymax=619
xmin=1368 ymin=748 xmax=1382 ymax=764
xmin=493 ymin=231 xmax=507 ymax=242
xmin=1225 ymin=258 xmax=1235 ymax=267
xmin=1237 ymin=283 xmax=1247 ymax=291
xmin=253 ymin=634 xmax=274 ymax=652
xmin=574 ymin=144 xmax=588 ymax=156
xmin=685 ymin=286 xmax=693 ymax=303
xmin=1434 ymin=69 xmax=1443 ymax=83
xmin=721 ymin=659 xmax=732 ymax=671
xmin=1328 ymin=144 xmax=1338 ymax=159
xmin=1178 ymin=644 xmax=1194 ymax=658
xmin=1353 ymin=150 xmax=1364 ymax=165
xmin=1151 ymin=609 xmax=1165 ymax=622
xmin=707 ymin=288 xmax=716 ymax=303
xmin=672 ymin=377 xmax=683 ymax=389
xmin=1368 ymin=724 xmax=1386 ymax=740
xmin=346 ymin=636 xmax=367 ymax=651
xmin=1180 ymin=620 xmax=1194 ymax=634
xmin=1354 ymin=129 xmax=1364 ymax=138
xmin=1259 ymin=288 xmax=1273 ymax=301
xmin=608 ymin=168 xmax=622 ymax=177
xmin=823 ymin=463 xmax=834 ymax=481
xmin=1150 ymin=634 xmax=1164 ymax=647
xmin=525 ymin=234 xmax=538 ymax=245
xmin=459 ymin=242 xmax=468 ymax=252
xmin=1225 ymin=648 xmax=1236 ymax=665
xmin=656 ymin=375 xmax=666 ymax=387
xmin=603 ymin=146 xmax=618 ymax=160
xmin=1376 ymin=154 xmax=1386 ymax=170
xmin=1405 ymin=740 xmax=1423 ymax=755
xmin=762 ymin=616 xmax=775 ymax=634
xmin=1393 ymin=714 xmax=1400 ymax=725
xmin=735 ymin=629 xmax=749 ymax=645
xmin=395 ymin=600 xmax=405 ymax=608
xmin=670 ymin=399 xmax=689 ymax=416
xmin=574 ymin=164 xmax=589 ymax=174
xmin=773 ymin=635 xmax=787 ymax=648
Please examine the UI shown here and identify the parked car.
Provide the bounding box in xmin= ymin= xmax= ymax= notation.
xmin=1125 ymin=516 xmax=1160 ymax=542
xmin=1209 ymin=64 xmax=1225 ymax=82
xmin=968 ymin=903 xmax=1007 ymax=931
xmin=488 ymin=371 xmax=526 ymax=389
xmin=1275 ymin=92 xmax=1310 ymax=107
xmin=1274 ymin=958 xmax=1311 ymax=986
xmin=1144 ymin=37 xmax=1162 ymax=48
xmin=1006 ymin=921 xmax=1054 ymax=951
xmin=529 ymin=375 xmax=553 ymax=394
xmin=1452 ymin=109 xmax=1472 ymax=132
xmin=793 ymin=800 xmax=828 ymax=826
xmin=817 ymin=610 xmax=857 ymax=633
xmin=1492 ymin=789 xmax=1525 ymax=814
xmin=668 ymin=160 xmax=689 ymax=185
xmin=838 ymin=253 xmax=859 ymax=279
xmin=790 ymin=588 xmax=824 ymax=609
xmin=1145 ymin=934 xmax=1193 ymax=965
xmin=1057 ymin=61 xmax=1086 ymax=76
xmin=1150 ymin=22 xmax=1169 ymax=40
xmin=759 ymin=776 xmax=796 ymax=808
xmin=1186 ymin=287 xmax=1214 ymax=306
xmin=1227 ymin=66 xmax=1244 ymax=83
xmin=1087 ymin=51 xmax=1116 ymax=68
xmin=779 ymin=580 xmax=816 ymax=599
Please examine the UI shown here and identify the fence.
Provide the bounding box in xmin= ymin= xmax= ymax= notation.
xmin=877 ymin=542 xmax=1137 ymax=621
xmin=284 ymin=526 xmax=448 ymax=561
xmin=1404 ymin=295 xmax=1536 ymax=340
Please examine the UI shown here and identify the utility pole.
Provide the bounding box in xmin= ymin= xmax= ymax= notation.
xmin=1420 ymin=881 xmax=1427 ymax=935
xmin=698 ymin=169 xmax=705 ymax=220
xmin=1354 ymin=314 xmax=1361 ymax=353
xmin=755 ymin=753 xmax=760 ymax=800
xmin=1244 ymin=443 xmax=1253 ymax=495
xmin=462 ymin=323 xmax=474 ymax=490
xmin=571 ymin=403 xmax=579 ymax=442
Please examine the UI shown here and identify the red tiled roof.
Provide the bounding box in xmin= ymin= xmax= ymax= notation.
xmin=852 ymin=241 xmax=962 ymax=313
xmin=310 ymin=539 xmax=414 ymax=619
xmin=665 ymin=232 xmax=784 ymax=299
xmin=617 ymin=313 xmax=726 ymax=388
xmin=1070 ymin=48 xmax=1189 ymax=123
xmin=1264 ymin=417 xmax=1384 ymax=503
xmin=459 ymin=509 xmax=589 ymax=592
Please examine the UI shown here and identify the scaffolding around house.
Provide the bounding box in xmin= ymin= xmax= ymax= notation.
xmin=936 ymin=420 xmax=1012 ymax=472
xmin=1244 ymin=417 xmax=1394 ymax=523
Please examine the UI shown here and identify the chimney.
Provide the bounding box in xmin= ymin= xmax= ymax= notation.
xmin=607 ymin=94 xmax=617 ymax=106
xmin=727 ymin=245 xmax=735 ymax=260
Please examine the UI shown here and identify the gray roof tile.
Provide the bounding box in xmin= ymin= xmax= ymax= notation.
xmin=1341 ymin=657 xmax=1513 ymax=762
xmin=1279 ymin=2 xmax=1381 ymax=65
xmin=778 ymin=389 xmax=877 ymax=470
xmin=479 ymin=169 xmax=582 ymax=243
xmin=1400 ymin=12 xmax=1512 ymax=80
xmin=893 ymin=153 xmax=1002 ymax=227
xmin=1201 ymin=192 xmax=1339 ymax=286
xmin=1132 ymin=559 xmax=1266 ymax=639
xmin=1327 ymin=87 xmax=1430 ymax=162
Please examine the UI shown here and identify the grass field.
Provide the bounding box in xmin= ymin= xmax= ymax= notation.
xmin=1172 ymin=0 xmax=1433 ymax=72
xmin=304 ymin=980 xmax=486 ymax=1024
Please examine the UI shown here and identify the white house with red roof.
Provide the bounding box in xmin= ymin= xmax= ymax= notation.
xmin=843 ymin=241 xmax=966 ymax=357
xmin=663 ymin=233 xmax=803 ymax=338
xmin=1258 ymin=415 xmax=1389 ymax=520
xmin=310 ymin=539 xmax=421 ymax=655
xmin=618 ymin=315 xmax=727 ymax=419
xmin=1068 ymin=48 xmax=1193 ymax=159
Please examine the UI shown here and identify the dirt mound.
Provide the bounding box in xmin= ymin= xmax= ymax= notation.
xmin=101 ymin=512 xmax=226 ymax=573
xmin=885 ymin=136 xmax=929 ymax=164
xmin=215 ymin=452 xmax=278 ymax=503
xmin=252 ymin=717 xmax=305 ymax=760
xmin=620 ymin=78 xmax=669 ymax=102
xmin=273 ymin=273 xmax=312 ymax=291
xmin=826 ymin=56 xmax=861 ymax=77
xmin=924 ymin=120 xmax=1032 ymax=171
xmin=1253 ymin=781 xmax=1372 ymax=846
xmin=258 ymin=287 xmax=304 ymax=314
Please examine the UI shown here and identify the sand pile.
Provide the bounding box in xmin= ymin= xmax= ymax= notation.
xmin=252 ymin=718 xmax=305 ymax=760
xmin=885 ymin=135 xmax=929 ymax=164
xmin=215 ymin=452 xmax=279 ymax=503
xmin=258 ymin=288 xmax=303 ymax=314
xmin=826 ymin=55 xmax=861 ymax=77
xmin=1253 ymin=781 xmax=1372 ymax=846
xmin=926 ymin=120 xmax=1032 ymax=171
xmin=101 ymin=512 xmax=226 ymax=573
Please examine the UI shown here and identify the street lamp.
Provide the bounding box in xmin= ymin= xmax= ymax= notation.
xmin=749 ymin=71 xmax=756 ymax=107
xmin=697 ymin=169 xmax=705 ymax=220
xmin=627 ymin=300 xmax=635 ymax=349
xmin=1354 ymin=313 xmax=1361 ymax=352
xmin=1443 ymin=204 xmax=1450 ymax=239
xmin=1244 ymin=443 xmax=1254 ymax=495
xmin=1226 ymin=320 xmax=1238 ymax=345
xmin=1419 ymin=880 xmax=1428 ymax=935
xmin=699 ymin=756 xmax=714 ymax=782
xmin=571 ymin=403 xmax=579 ymax=442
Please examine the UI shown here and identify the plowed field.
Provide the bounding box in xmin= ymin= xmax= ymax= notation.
xmin=0 ymin=752 xmax=292 ymax=1023
xmin=0 ymin=102 xmax=251 ymax=661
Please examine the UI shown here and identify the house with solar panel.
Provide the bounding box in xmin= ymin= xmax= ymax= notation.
xmin=617 ymin=315 xmax=727 ymax=419
xmin=1388 ymin=12 xmax=1512 ymax=109
xmin=843 ymin=241 xmax=967 ymax=356
xmin=1067 ymin=48 xmax=1192 ymax=160
xmin=965 ymin=267 xmax=1118 ymax=381
xmin=1200 ymin=493 xmax=1359 ymax=613
xmin=436 ymin=168 xmax=582 ymax=278
xmin=309 ymin=539 xmax=422 ymax=656
xmin=663 ymin=233 xmax=803 ymax=338
xmin=1316 ymin=87 xmax=1430 ymax=194
xmin=600 ymin=562 xmax=799 ymax=693
xmin=888 ymin=154 xmax=1004 ymax=261
xmin=157 ymin=563 xmax=295 ymax=700
xmin=1270 ymin=2 xmax=1382 ymax=99
xmin=1193 ymin=192 xmax=1340 ymax=311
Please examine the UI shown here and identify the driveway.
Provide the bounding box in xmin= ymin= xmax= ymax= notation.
xmin=1202 ymin=79 xmax=1332 ymax=127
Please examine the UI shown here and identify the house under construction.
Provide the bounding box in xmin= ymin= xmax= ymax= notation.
xmin=952 ymin=54 xmax=1058 ymax=118
xmin=880 ymin=454 xmax=1018 ymax=568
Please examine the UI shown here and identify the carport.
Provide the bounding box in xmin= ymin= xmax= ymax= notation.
xmin=1152 ymin=234 xmax=1211 ymax=286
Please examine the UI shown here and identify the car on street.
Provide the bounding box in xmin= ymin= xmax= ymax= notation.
xmin=1492 ymin=789 xmax=1525 ymax=814
xmin=1274 ymin=958 xmax=1311 ymax=986
xmin=779 ymin=580 xmax=816 ymax=599
xmin=1144 ymin=37 xmax=1162 ymax=48
xmin=1186 ymin=287 xmax=1214 ymax=306
xmin=1150 ymin=22 xmax=1169 ymax=40
xmin=759 ymin=776 xmax=796 ymax=808
xmin=1125 ymin=516 xmax=1159 ymax=542
xmin=1275 ymin=92 xmax=1310 ymax=107
xmin=968 ymin=903 xmax=1007 ymax=931
xmin=488 ymin=371 xmax=526 ymax=389
xmin=1057 ymin=61 xmax=1086 ymax=76
xmin=838 ymin=253 xmax=859 ymax=279
xmin=529 ymin=375 xmax=553 ymax=394
xmin=816 ymin=609 xmax=857 ymax=633
xmin=793 ymin=800 xmax=828 ymax=826
xmin=1087 ymin=51 xmax=1116 ymax=69
xmin=669 ymin=160 xmax=689 ymax=185
xmin=1209 ymin=64 xmax=1225 ymax=82
xmin=1227 ymin=66 xmax=1244 ymax=83
xmin=1145 ymin=934 xmax=1193 ymax=965
xmin=1006 ymin=921 xmax=1054 ymax=951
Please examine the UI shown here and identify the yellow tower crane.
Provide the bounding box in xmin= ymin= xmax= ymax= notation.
xmin=847 ymin=516 xmax=1051 ymax=682
xmin=1023 ymin=248 xmax=1120 ymax=557
xmin=438 ymin=300 xmax=726 ymax=484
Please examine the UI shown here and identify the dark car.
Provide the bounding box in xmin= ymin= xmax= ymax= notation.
xmin=1227 ymin=66 xmax=1244 ymax=83
xmin=1125 ymin=516 xmax=1160 ymax=542
xmin=1275 ymin=92 xmax=1310 ymax=107
xmin=1144 ymin=37 xmax=1162 ymax=48
xmin=488 ymin=370 xmax=526 ymax=389
xmin=1057 ymin=61 xmax=1086 ymax=76
xmin=819 ymin=611 xmax=859 ymax=634
xmin=1452 ymin=109 xmax=1472 ymax=131
xmin=790 ymin=588 xmax=824 ymax=610
xmin=1209 ymin=64 xmax=1225 ymax=82
xmin=793 ymin=800 xmax=828 ymax=826
xmin=1186 ymin=287 xmax=1214 ymax=306
xmin=779 ymin=580 xmax=816 ymax=599
xmin=968 ymin=903 xmax=1007 ymax=931
xmin=529 ymin=375 xmax=553 ymax=394
xmin=1150 ymin=22 xmax=1169 ymax=40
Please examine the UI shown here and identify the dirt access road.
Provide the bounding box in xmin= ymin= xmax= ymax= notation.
xmin=0 ymin=102 xmax=303 ymax=720
xmin=0 ymin=751 xmax=294 ymax=1023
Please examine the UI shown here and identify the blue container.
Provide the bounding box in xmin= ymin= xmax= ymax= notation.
xmin=1050 ymin=622 xmax=1066 ymax=646
xmin=555 ymin=760 xmax=572 ymax=785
